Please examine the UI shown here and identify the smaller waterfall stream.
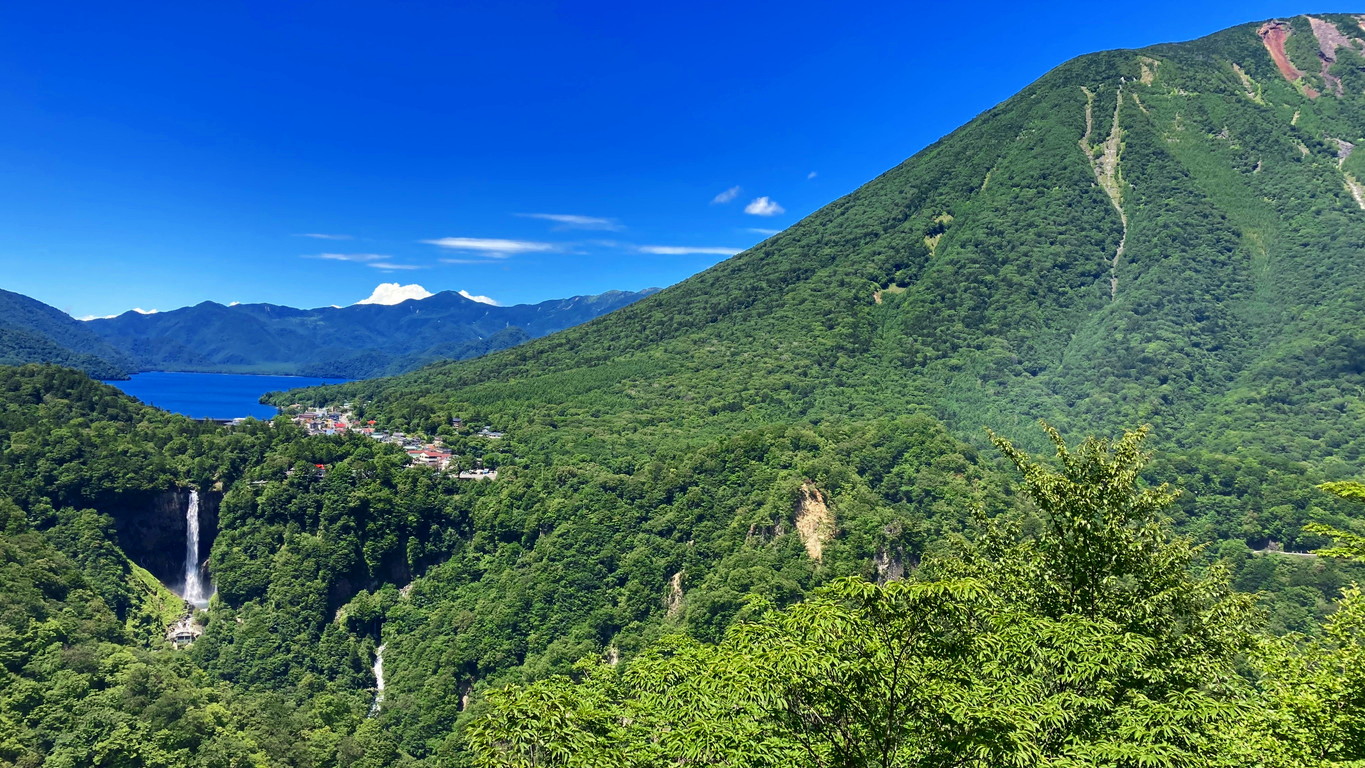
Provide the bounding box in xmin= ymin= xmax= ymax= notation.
xmin=183 ymin=490 xmax=208 ymax=607
xmin=369 ymin=644 xmax=388 ymax=717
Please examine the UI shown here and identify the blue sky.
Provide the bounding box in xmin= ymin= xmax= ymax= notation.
xmin=0 ymin=1 xmax=1328 ymax=317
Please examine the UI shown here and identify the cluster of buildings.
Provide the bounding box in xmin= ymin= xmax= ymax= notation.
xmin=291 ymin=407 xmax=362 ymax=436
xmin=287 ymin=406 xmax=501 ymax=478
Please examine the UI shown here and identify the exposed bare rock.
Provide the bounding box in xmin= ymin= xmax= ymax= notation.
xmin=1259 ymin=20 xmax=1320 ymax=98
xmin=1344 ymin=173 xmax=1365 ymax=210
xmin=745 ymin=522 xmax=779 ymax=544
xmin=1307 ymin=16 xmax=1357 ymax=96
xmin=1231 ymin=63 xmax=1264 ymax=103
xmin=664 ymin=570 xmax=684 ymax=617
xmin=874 ymin=549 xmax=905 ymax=584
xmin=794 ymin=483 xmax=834 ymax=562
xmin=1079 ymin=86 xmax=1128 ymax=299
xmin=1330 ymin=137 xmax=1356 ymax=167
xmin=1309 ymin=16 xmax=1355 ymax=59
xmin=1138 ymin=56 xmax=1160 ymax=85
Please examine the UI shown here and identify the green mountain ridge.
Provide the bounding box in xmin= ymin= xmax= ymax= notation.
xmin=302 ymin=14 xmax=1365 ymax=466
xmin=5 ymin=14 xmax=1365 ymax=766
xmin=0 ymin=288 xmax=133 ymax=378
xmin=247 ymin=14 xmax=1365 ymax=756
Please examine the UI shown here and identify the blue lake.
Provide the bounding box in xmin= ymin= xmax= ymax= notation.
xmin=103 ymin=372 xmax=349 ymax=420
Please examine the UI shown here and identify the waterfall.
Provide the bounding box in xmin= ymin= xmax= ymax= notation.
xmin=183 ymin=490 xmax=207 ymax=607
xmin=369 ymin=644 xmax=387 ymax=717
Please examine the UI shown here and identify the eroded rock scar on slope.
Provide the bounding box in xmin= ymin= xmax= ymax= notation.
xmin=1306 ymin=16 xmax=1365 ymax=96
xmin=664 ymin=570 xmax=684 ymax=617
xmin=1080 ymin=86 xmax=1127 ymax=300
xmin=1231 ymin=63 xmax=1265 ymax=104
xmin=794 ymin=482 xmax=833 ymax=563
xmin=1259 ymin=20 xmax=1316 ymax=98
xmin=1138 ymin=56 xmax=1160 ymax=85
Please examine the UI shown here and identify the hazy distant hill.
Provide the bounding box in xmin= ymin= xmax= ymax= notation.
xmin=0 ymin=288 xmax=132 ymax=378
xmin=86 ymin=288 xmax=658 ymax=378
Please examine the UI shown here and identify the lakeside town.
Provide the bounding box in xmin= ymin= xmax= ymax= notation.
xmin=286 ymin=404 xmax=502 ymax=479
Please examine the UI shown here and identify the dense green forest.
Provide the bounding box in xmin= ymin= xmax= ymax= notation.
xmin=6 ymin=12 xmax=1365 ymax=767
xmin=467 ymin=430 xmax=1365 ymax=767
xmin=0 ymin=365 xmax=507 ymax=765
xmin=275 ymin=12 xmax=1365 ymax=762
xmin=0 ymin=365 xmax=1362 ymax=765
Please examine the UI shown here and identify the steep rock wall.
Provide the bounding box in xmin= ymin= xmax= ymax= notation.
xmin=110 ymin=488 xmax=220 ymax=587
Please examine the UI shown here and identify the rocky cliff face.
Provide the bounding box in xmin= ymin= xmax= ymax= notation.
xmin=111 ymin=487 xmax=220 ymax=587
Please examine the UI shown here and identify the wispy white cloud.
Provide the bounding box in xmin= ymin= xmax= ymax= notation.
xmin=356 ymin=283 xmax=433 ymax=305
xmin=747 ymin=227 xmax=781 ymax=236
xmin=712 ymin=186 xmax=741 ymax=204
xmin=304 ymin=253 xmax=389 ymax=262
xmin=458 ymin=289 xmax=499 ymax=305
xmin=744 ymin=197 xmax=785 ymax=216
xmin=229 ymin=301 xmax=241 ymax=306
xmin=78 ymin=307 xmax=161 ymax=319
xmin=807 ymin=171 xmax=818 ymax=180
xmin=132 ymin=307 xmax=160 ymax=315
xmin=368 ymin=262 xmax=424 ymax=270
xmin=296 ymin=233 xmax=353 ymax=240
xmin=517 ymin=213 xmax=622 ymax=231
xmin=638 ymin=245 xmax=742 ymax=256
xmin=77 ymin=313 xmax=117 ymax=321
xmin=439 ymin=258 xmax=502 ymax=265
xmin=422 ymin=237 xmax=556 ymax=257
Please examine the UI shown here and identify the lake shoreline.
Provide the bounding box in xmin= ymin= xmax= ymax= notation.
xmin=102 ymin=371 xmax=351 ymax=420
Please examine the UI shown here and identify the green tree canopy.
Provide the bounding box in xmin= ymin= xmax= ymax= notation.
xmin=466 ymin=426 xmax=1263 ymax=767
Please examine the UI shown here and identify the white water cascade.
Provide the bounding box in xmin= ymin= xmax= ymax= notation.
xmin=369 ymin=644 xmax=387 ymax=717
xmin=183 ymin=490 xmax=207 ymax=607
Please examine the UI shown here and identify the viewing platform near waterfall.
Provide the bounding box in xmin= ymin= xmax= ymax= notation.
xmin=166 ymin=616 xmax=204 ymax=648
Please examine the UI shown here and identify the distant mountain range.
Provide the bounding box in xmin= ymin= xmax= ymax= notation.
xmin=0 ymin=287 xmax=657 ymax=379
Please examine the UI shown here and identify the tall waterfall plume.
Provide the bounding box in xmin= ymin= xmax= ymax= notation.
xmin=369 ymin=644 xmax=387 ymax=717
xmin=183 ymin=490 xmax=207 ymax=607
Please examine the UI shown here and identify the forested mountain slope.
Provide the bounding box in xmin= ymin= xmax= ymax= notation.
xmin=0 ymin=365 xmax=494 ymax=765
xmin=309 ymin=14 xmax=1365 ymax=468
xmin=258 ymin=15 xmax=1365 ymax=760
xmin=7 ymin=14 xmax=1365 ymax=767
xmin=0 ymin=288 xmax=132 ymax=378
xmin=86 ymin=288 xmax=657 ymax=378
